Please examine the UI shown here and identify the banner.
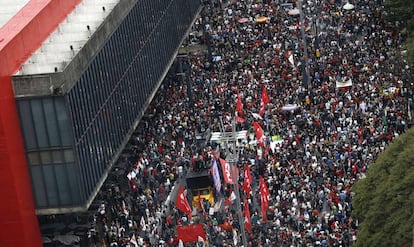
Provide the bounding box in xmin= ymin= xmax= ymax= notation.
xmin=219 ymin=158 xmax=234 ymax=184
xmin=335 ymin=78 xmax=353 ymax=88
xmin=211 ymin=159 xmax=222 ymax=194
xmin=176 ymin=185 xmax=192 ymax=220
xmin=177 ymin=224 xmax=206 ymax=243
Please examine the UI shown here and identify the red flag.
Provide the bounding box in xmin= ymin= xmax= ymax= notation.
xmin=259 ymin=86 xmax=269 ymax=116
xmin=243 ymin=200 xmax=252 ymax=232
xmin=176 ymin=185 xmax=192 ymax=220
xmin=252 ymin=122 xmax=265 ymax=147
xmin=236 ymin=93 xmax=244 ymax=116
xmin=219 ymin=158 xmax=234 ymax=184
xmin=259 ymin=176 xmax=269 ymax=222
xmin=243 ymin=163 xmax=253 ymax=198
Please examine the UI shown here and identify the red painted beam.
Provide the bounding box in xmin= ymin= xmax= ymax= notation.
xmin=0 ymin=0 xmax=82 ymax=246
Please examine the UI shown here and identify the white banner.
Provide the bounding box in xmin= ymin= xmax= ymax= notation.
xmin=336 ymin=78 xmax=353 ymax=88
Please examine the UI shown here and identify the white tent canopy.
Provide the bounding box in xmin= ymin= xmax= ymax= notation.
xmin=343 ymin=3 xmax=355 ymax=10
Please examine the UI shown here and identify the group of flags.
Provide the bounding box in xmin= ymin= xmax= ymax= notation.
xmin=236 ymin=86 xmax=268 ymax=147
xmin=242 ymin=164 xmax=270 ymax=232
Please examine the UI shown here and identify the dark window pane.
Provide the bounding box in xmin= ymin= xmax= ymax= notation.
xmin=17 ymin=100 xmax=37 ymax=150
xmin=30 ymin=166 xmax=48 ymax=207
xmin=31 ymin=99 xmax=49 ymax=148
xmin=42 ymin=165 xmax=59 ymax=206
xmin=43 ymin=98 xmax=60 ymax=147
xmin=55 ymin=98 xmax=73 ymax=146
xmin=54 ymin=164 xmax=71 ymax=205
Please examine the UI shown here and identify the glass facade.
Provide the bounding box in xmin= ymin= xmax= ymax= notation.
xmin=16 ymin=97 xmax=80 ymax=208
xmin=17 ymin=0 xmax=201 ymax=210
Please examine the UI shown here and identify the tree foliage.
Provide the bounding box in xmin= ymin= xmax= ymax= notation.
xmin=384 ymin=0 xmax=414 ymax=24
xmin=352 ymin=127 xmax=414 ymax=247
xmin=384 ymin=0 xmax=414 ymax=65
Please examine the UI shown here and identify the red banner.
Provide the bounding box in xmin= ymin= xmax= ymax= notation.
xmin=219 ymin=158 xmax=234 ymax=184
xmin=177 ymin=224 xmax=206 ymax=243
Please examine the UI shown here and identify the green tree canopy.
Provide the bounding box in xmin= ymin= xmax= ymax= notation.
xmin=352 ymin=127 xmax=414 ymax=247
xmin=384 ymin=0 xmax=414 ymax=25
xmin=384 ymin=0 xmax=414 ymax=66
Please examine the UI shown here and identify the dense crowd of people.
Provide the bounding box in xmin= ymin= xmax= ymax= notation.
xmin=83 ymin=0 xmax=413 ymax=246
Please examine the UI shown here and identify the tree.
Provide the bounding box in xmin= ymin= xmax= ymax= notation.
xmin=352 ymin=127 xmax=414 ymax=247
xmin=384 ymin=0 xmax=414 ymax=24
xmin=384 ymin=0 xmax=414 ymax=65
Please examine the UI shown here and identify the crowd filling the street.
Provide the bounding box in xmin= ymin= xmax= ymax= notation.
xmin=43 ymin=0 xmax=414 ymax=246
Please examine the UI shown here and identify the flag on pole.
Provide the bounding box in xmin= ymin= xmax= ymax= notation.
xmin=253 ymin=122 xmax=265 ymax=147
xmin=243 ymin=200 xmax=252 ymax=232
xmin=219 ymin=158 xmax=234 ymax=184
xmin=176 ymin=185 xmax=192 ymax=220
xmin=243 ymin=163 xmax=253 ymax=198
xmin=259 ymin=176 xmax=269 ymax=222
xmin=236 ymin=92 xmax=245 ymax=117
xmin=236 ymin=92 xmax=245 ymax=123
xmin=259 ymin=86 xmax=270 ymax=116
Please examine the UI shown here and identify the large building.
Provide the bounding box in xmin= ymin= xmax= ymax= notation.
xmin=0 ymin=0 xmax=201 ymax=246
